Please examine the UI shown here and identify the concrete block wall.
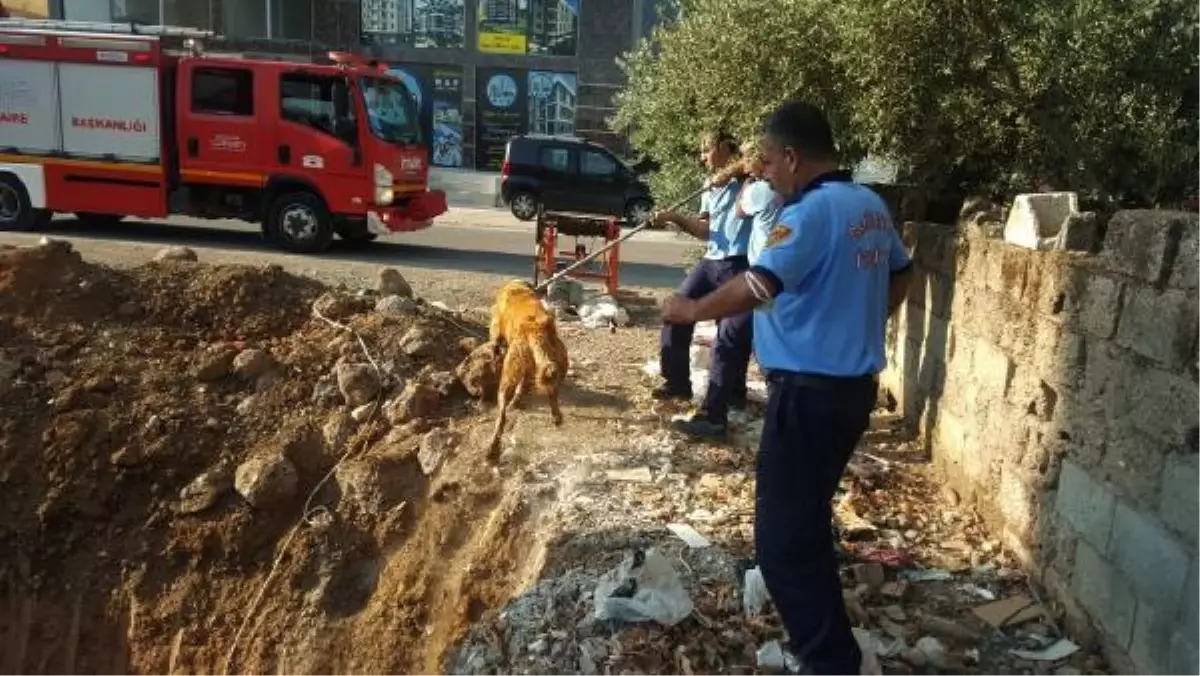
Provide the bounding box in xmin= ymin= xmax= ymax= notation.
xmin=880 ymin=210 xmax=1199 ymax=674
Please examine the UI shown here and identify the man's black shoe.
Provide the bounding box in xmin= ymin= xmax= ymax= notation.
xmin=672 ymin=415 xmax=728 ymax=439
xmin=651 ymin=384 xmax=693 ymax=402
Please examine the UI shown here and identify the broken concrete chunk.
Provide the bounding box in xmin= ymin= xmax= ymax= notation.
xmin=234 ymin=454 xmax=299 ymax=509
xmin=418 ymin=428 xmax=460 ymax=475
xmin=232 ymin=348 xmax=274 ymax=380
xmin=336 ymin=362 xmax=380 ymax=407
xmin=376 ymin=267 xmax=413 ymax=298
xmin=178 ymin=467 xmax=232 ymax=514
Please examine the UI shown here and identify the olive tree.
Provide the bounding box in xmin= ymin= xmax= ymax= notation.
xmin=614 ymin=0 xmax=1198 ymax=208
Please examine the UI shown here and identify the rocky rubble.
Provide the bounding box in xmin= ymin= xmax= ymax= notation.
xmin=0 ymin=240 xmax=538 ymax=674
xmin=451 ymin=412 xmax=1111 ymax=675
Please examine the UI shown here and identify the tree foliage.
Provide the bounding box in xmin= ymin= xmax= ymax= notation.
xmin=613 ymin=0 xmax=1198 ymax=208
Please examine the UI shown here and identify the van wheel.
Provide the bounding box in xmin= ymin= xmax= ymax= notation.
xmin=0 ymin=174 xmax=46 ymax=231
xmin=509 ymin=191 xmax=539 ymax=221
xmin=624 ymin=198 xmax=652 ymax=227
xmin=266 ymin=191 xmax=334 ymax=254
xmin=76 ymin=212 xmax=125 ymax=227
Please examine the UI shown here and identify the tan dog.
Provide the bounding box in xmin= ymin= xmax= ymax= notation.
xmin=486 ymin=279 xmax=570 ymax=460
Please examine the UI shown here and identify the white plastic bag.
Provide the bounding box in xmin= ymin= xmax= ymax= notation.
xmin=592 ymin=548 xmax=694 ymax=626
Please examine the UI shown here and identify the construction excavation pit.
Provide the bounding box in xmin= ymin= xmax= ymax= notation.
xmin=0 ymin=239 xmax=553 ymax=674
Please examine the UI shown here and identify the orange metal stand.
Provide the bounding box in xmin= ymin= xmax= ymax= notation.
xmin=533 ymin=210 xmax=622 ymax=296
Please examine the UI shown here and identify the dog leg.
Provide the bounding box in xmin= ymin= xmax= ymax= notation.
xmin=548 ymin=386 xmax=564 ymax=427
xmin=487 ymin=391 xmax=512 ymax=463
xmin=510 ymin=380 xmax=528 ymax=410
xmin=488 ymin=349 xmax=524 ymax=462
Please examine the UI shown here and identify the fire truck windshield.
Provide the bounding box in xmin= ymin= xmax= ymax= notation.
xmin=362 ymin=77 xmax=421 ymax=146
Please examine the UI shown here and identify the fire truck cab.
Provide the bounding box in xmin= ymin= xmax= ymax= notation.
xmin=0 ymin=19 xmax=448 ymax=253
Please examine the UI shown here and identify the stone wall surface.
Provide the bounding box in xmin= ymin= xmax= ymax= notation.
xmin=880 ymin=209 xmax=1199 ymax=675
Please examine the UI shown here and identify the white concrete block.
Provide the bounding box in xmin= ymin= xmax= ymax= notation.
xmin=1004 ymin=192 xmax=1080 ymax=250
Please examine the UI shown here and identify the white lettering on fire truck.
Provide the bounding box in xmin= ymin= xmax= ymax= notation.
xmin=71 ymin=116 xmax=149 ymax=133
xmin=211 ymin=134 xmax=246 ymax=152
xmin=0 ymin=112 xmax=29 ymax=124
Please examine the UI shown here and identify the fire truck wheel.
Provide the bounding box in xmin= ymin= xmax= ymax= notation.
xmin=0 ymin=174 xmax=41 ymax=231
xmin=509 ymin=191 xmax=539 ymax=222
xmin=266 ymin=192 xmax=334 ymax=254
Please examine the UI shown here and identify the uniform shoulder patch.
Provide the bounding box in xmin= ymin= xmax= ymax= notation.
xmin=765 ymin=223 xmax=792 ymax=248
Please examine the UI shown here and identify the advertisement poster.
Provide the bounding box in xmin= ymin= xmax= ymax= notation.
xmin=527 ymin=71 xmax=577 ymax=137
xmin=476 ymin=0 xmax=528 ymax=54
xmin=527 ymin=0 xmax=579 ymax=56
xmin=476 ymin=0 xmax=580 ymax=55
xmin=384 ymin=63 xmax=465 ymax=168
xmin=1 ymin=0 xmax=50 ymax=18
xmin=474 ymin=67 xmax=528 ymax=171
xmin=362 ymin=0 xmax=466 ymax=49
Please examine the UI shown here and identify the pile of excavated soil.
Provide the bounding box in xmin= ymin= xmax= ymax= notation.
xmin=0 ymin=241 xmax=538 ymax=675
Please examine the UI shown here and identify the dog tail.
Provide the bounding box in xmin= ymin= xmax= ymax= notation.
xmin=527 ymin=314 xmax=564 ymax=391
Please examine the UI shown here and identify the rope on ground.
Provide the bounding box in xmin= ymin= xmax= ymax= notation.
xmin=220 ymin=304 xmax=386 ymax=675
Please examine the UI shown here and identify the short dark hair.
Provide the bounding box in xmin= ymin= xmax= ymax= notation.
xmin=764 ymin=101 xmax=837 ymax=160
xmin=702 ymin=130 xmax=739 ymax=155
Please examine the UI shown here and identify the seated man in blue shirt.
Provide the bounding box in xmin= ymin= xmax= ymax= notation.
xmin=649 ymin=131 xmax=754 ymax=438
xmin=662 ymin=101 xmax=914 ymax=675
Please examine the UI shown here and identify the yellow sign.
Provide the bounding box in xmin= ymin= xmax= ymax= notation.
xmin=765 ymin=223 xmax=793 ymax=248
xmin=3 ymin=0 xmax=50 ymax=17
xmin=478 ymin=32 xmax=528 ymax=53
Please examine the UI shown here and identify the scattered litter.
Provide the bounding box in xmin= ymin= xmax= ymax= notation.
xmin=578 ymin=294 xmax=630 ymax=329
xmin=1011 ymin=638 xmax=1080 ymax=661
xmin=743 ymin=566 xmax=770 ymax=617
xmin=973 ymin=594 xmax=1045 ymax=628
xmin=851 ymin=562 xmax=886 ymax=593
xmin=959 ymin=582 xmax=998 ymax=601
xmin=913 ymin=635 xmax=949 ymax=669
xmin=753 ymin=638 xmax=801 ymax=672
xmin=854 ymin=545 xmax=912 ymax=568
xmin=593 ymin=548 xmax=694 ymax=626
xmin=666 ymin=523 xmax=711 ymax=549
xmin=605 ymin=467 xmax=653 ymax=483
xmin=880 ymin=580 xmax=909 ymax=599
xmin=640 ymin=359 xmax=661 ymax=377
xmin=903 ymin=567 xmax=953 ymax=582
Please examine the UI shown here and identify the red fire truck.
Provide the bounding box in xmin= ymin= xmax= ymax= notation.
xmin=0 ymin=19 xmax=447 ymax=253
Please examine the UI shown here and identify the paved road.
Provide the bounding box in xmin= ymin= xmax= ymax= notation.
xmin=26 ymin=207 xmax=694 ymax=289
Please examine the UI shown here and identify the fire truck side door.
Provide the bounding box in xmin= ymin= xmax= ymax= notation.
xmin=176 ymin=63 xmax=265 ymax=185
xmin=271 ymin=71 xmax=364 ymax=214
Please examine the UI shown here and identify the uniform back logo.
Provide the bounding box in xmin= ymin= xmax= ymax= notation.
xmin=765 ymin=223 xmax=792 ymax=248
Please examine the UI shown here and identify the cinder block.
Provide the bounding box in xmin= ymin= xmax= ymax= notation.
xmin=1115 ymin=286 xmax=1198 ymax=368
xmin=1169 ymin=216 xmax=1198 ymax=291
xmin=1001 ymin=247 xmax=1031 ymax=303
xmin=998 ymin=462 xmax=1035 ymax=540
xmin=1179 ymin=557 xmax=1199 ymax=652
xmin=1101 ymin=210 xmax=1193 ymax=284
xmin=933 ymin=411 xmax=967 ymax=465
xmin=1079 ymin=272 xmax=1124 ymax=339
xmin=1074 ymin=540 xmax=1138 ymax=647
xmin=1056 ymin=460 xmax=1116 ymax=551
xmin=1004 ymin=192 xmax=1081 ymax=250
xmin=973 ymin=339 xmax=1014 ymax=400
xmin=1128 ymin=368 xmax=1200 ymax=447
xmin=1033 ymin=320 xmax=1086 ymax=391
xmin=1167 ymin=629 xmax=1199 ymax=676
xmin=927 ymin=271 xmax=953 ymax=318
xmin=1130 ymin=596 xmax=1179 ymax=674
xmin=1102 ymin=425 xmax=1169 ymax=508
xmin=1159 ymin=454 xmax=1199 ymax=545
xmin=984 ymin=245 xmax=1006 ymax=293
xmin=1108 ymin=501 xmax=1191 ymax=608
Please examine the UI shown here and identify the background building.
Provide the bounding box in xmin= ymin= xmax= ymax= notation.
xmin=44 ymin=0 xmax=664 ymax=171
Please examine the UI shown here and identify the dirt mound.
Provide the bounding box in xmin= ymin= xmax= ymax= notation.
xmin=0 ymin=242 xmax=541 ymax=674
xmin=0 ymin=241 xmax=128 ymax=327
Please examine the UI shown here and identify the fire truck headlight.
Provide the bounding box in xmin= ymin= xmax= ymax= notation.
xmin=373 ymin=163 xmax=393 ymax=188
xmin=375 ymin=186 xmax=395 ymax=205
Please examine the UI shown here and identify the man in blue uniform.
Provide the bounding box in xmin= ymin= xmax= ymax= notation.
xmin=662 ymin=101 xmax=914 ymax=674
xmin=649 ymin=131 xmax=753 ymax=438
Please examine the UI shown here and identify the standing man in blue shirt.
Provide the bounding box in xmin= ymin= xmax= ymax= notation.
xmin=649 ymin=131 xmax=753 ymax=438
xmin=662 ymin=101 xmax=914 ymax=675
